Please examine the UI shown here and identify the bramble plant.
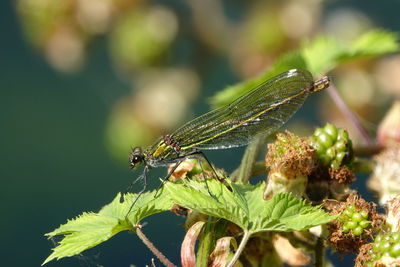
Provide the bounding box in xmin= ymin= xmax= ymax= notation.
xmin=44 ymin=29 xmax=400 ymax=266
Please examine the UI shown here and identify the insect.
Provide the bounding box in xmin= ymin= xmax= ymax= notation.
xmin=123 ymin=69 xmax=330 ymax=215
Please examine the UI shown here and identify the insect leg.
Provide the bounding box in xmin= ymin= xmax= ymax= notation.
xmin=182 ymin=152 xmax=219 ymax=201
xmin=194 ymin=151 xmax=224 ymax=182
xmin=120 ymin=169 xmax=151 ymax=203
xmin=154 ymin=160 xmax=183 ymax=198
xmin=125 ymin=165 xmax=149 ymax=219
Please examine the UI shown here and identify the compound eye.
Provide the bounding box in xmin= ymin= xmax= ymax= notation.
xmin=132 ymin=156 xmax=141 ymax=163
xmin=129 ymin=147 xmax=144 ymax=168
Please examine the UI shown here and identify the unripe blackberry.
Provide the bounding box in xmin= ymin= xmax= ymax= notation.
xmin=362 ymin=232 xmax=400 ymax=266
xmin=339 ymin=205 xmax=371 ymax=236
xmin=311 ymin=124 xmax=353 ymax=169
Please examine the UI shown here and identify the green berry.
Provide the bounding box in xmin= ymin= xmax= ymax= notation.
xmin=314 ymin=128 xmax=324 ymax=137
xmin=347 ymin=205 xmax=356 ymax=212
xmin=343 ymin=209 xmax=353 ymax=217
xmin=389 ymin=243 xmax=400 ymax=258
xmin=352 ymin=213 xmax=364 ymax=222
xmin=375 ymin=234 xmax=384 ymax=242
xmin=313 ymin=141 xmax=324 ymax=153
xmin=311 ymin=124 xmax=353 ymax=168
xmin=360 ymin=210 xmax=369 ymax=219
xmin=381 ymin=242 xmax=391 ymax=252
xmin=342 ymin=225 xmax=350 ymax=233
xmin=335 ymin=140 xmax=347 ymax=151
xmin=384 ymin=235 xmax=392 ymax=242
xmin=353 ymin=226 xmax=363 ymax=236
xmin=373 ymin=241 xmax=382 ymax=251
xmin=326 ymin=147 xmax=336 ymax=159
xmin=336 ymin=151 xmax=346 ymax=162
xmin=325 ymin=124 xmax=338 ymax=140
xmin=391 ymin=232 xmax=400 ymax=242
xmin=344 ymin=221 xmax=357 ymax=230
xmin=359 ymin=220 xmax=370 ymax=229
xmin=318 ymin=132 xmax=333 ymax=148
xmin=370 ymin=252 xmax=381 ymax=260
xmin=338 ymin=129 xmax=349 ymax=141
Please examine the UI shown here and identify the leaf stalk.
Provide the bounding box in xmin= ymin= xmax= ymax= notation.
xmin=226 ymin=230 xmax=252 ymax=267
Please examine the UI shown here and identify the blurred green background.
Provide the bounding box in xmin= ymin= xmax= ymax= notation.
xmin=2 ymin=0 xmax=400 ymax=266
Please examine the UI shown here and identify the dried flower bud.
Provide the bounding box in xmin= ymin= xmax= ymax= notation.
xmin=377 ymin=101 xmax=400 ymax=145
xmin=264 ymin=131 xmax=317 ymax=199
xmin=387 ymin=196 xmax=400 ymax=232
xmin=368 ymin=145 xmax=400 ymax=205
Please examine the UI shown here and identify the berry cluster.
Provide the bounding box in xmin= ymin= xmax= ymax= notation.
xmin=340 ymin=205 xmax=370 ymax=236
xmin=364 ymin=232 xmax=400 ymax=266
xmin=312 ymin=124 xmax=353 ymax=169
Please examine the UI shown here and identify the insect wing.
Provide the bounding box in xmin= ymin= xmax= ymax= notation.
xmin=171 ymin=69 xmax=314 ymax=150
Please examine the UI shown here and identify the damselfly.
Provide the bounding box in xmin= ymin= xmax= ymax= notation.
xmin=124 ymin=69 xmax=330 ymax=215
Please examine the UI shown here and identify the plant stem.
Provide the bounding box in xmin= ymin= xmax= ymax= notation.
xmin=136 ymin=227 xmax=177 ymax=267
xmin=196 ymin=217 xmax=218 ymax=267
xmin=226 ymin=231 xmax=251 ymax=267
xmin=231 ymin=136 xmax=264 ymax=183
xmin=327 ymin=84 xmax=373 ymax=146
xmin=314 ymin=237 xmax=325 ymax=267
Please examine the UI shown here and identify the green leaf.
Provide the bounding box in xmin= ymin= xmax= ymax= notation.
xmin=302 ymin=29 xmax=399 ymax=74
xmin=260 ymin=193 xmax=336 ymax=232
xmin=165 ymin=179 xmax=251 ymax=229
xmin=43 ymin=191 xmax=173 ymax=265
xmin=164 ymin=180 xmax=335 ymax=234
xmin=209 ymin=52 xmax=306 ymax=108
xmin=346 ymin=29 xmax=399 ymax=58
xmin=42 ymin=212 xmax=125 ymax=265
xmin=210 ymin=29 xmax=399 ymax=108
xmin=301 ymin=36 xmax=344 ymax=75
xmin=100 ymin=190 xmax=174 ymax=225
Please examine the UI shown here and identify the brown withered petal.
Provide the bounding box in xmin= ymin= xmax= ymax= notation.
xmin=328 ymin=166 xmax=356 ymax=184
xmin=209 ymin=237 xmax=239 ymax=267
xmin=273 ymin=234 xmax=310 ymax=266
xmin=181 ymin=221 xmax=205 ymax=267
xmin=170 ymin=204 xmax=189 ymax=217
xmin=168 ymin=160 xmax=196 ymax=180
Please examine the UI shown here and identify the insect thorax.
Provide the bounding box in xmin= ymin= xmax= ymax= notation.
xmin=146 ymin=136 xmax=186 ymax=166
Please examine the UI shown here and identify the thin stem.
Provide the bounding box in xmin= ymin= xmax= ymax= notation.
xmin=231 ymin=136 xmax=264 ymax=183
xmin=136 ymin=227 xmax=177 ymax=267
xmin=226 ymin=231 xmax=252 ymax=267
xmin=327 ymin=84 xmax=373 ymax=146
xmin=314 ymin=237 xmax=325 ymax=267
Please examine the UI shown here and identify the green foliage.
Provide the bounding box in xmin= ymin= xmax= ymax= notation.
xmin=43 ymin=29 xmax=399 ymax=265
xmin=43 ymin=192 xmax=173 ymax=265
xmin=303 ymin=29 xmax=399 ymax=74
xmin=210 ymin=29 xmax=399 ymax=108
xmin=210 ymin=52 xmax=307 ymax=108
xmin=165 ymin=179 xmax=335 ymax=234
xmin=43 ymin=180 xmax=334 ymax=265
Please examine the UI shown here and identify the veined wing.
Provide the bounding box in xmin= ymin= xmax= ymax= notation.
xmin=171 ymin=69 xmax=315 ymax=150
